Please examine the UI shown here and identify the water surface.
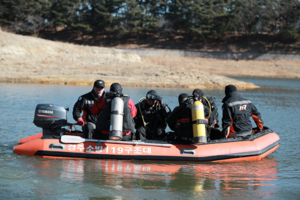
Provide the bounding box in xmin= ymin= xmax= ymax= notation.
xmin=0 ymin=78 xmax=299 ymax=199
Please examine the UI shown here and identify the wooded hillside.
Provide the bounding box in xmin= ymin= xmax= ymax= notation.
xmin=1 ymin=0 xmax=299 ymax=53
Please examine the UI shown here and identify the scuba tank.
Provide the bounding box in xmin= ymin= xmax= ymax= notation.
xmin=191 ymin=99 xmax=207 ymax=144
xmin=109 ymin=97 xmax=124 ymax=140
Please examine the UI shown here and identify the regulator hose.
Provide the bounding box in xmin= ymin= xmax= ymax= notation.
xmin=202 ymin=96 xmax=216 ymax=127
xmin=202 ymin=96 xmax=211 ymax=119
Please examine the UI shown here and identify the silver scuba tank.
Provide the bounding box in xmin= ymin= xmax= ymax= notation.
xmin=109 ymin=97 xmax=124 ymax=140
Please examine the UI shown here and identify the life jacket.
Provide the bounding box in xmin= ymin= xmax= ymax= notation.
xmin=176 ymin=100 xmax=194 ymax=139
xmin=96 ymin=93 xmax=135 ymax=135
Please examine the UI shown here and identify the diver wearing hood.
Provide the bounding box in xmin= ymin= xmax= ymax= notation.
xmin=222 ymin=85 xmax=263 ymax=138
xmin=167 ymin=93 xmax=194 ymax=142
xmin=192 ymin=89 xmax=220 ymax=128
xmin=134 ymin=90 xmax=171 ymax=141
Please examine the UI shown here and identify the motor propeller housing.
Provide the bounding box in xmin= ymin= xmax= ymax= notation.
xmin=33 ymin=104 xmax=68 ymax=129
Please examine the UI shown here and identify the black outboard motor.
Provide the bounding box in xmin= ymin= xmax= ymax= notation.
xmin=33 ymin=104 xmax=69 ymax=136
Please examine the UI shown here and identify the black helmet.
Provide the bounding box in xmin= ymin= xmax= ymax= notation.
xmin=146 ymin=90 xmax=157 ymax=100
xmin=178 ymin=93 xmax=188 ymax=105
xmin=110 ymin=83 xmax=123 ymax=94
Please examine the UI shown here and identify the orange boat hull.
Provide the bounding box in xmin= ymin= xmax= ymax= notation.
xmin=18 ymin=132 xmax=43 ymax=144
xmin=14 ymin=131 xmax=280 ymax=162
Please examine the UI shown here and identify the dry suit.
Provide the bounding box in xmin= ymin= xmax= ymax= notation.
xmin=167 ymin=99 xmax=194 ymax=142
xmin=167 ymin=97 xmax=220 ymax=142
xmin=93 ymin=92 xmax=137 ymax=141
xmin=135 ymin=99 xmax=170 ymax=140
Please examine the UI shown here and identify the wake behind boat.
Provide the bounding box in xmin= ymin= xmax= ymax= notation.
xmin=13 ymin=104 xmax=280 ymax=162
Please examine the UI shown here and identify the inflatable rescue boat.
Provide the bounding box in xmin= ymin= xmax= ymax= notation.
xmin=14 ymin=104 xmax=280 ymax=162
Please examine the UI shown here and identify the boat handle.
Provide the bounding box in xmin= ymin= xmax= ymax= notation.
xmin=180 ymin=149 xmax=196 ymax=155
xmin=49 ymin=143 xmax=66 ymax=150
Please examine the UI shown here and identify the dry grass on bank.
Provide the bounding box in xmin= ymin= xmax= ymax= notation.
xmin=0 ymin=31 xmax=299 ymax=90
xmin=142 ymin=56 xmax=300 ymax=79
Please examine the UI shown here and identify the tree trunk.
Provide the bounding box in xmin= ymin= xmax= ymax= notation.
xmin=271 ymin=34 xmax=274 ymax=51
xmin=223 ymin=35 xmax=230 ymax=49
xmin=81 ymin=33 xmax=87 ymax=45
xmin=185 ymin=31 xmax=188 ymax=49
xmin=202 ymin=35 xmax=207 ymax=50
xmin=247 ymin=33 xmax=250 ymax=49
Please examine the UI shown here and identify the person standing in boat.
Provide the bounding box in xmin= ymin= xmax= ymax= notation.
xmin=222 ymin=85 xmax=264 ymax=138
xmin=134 ymin=90 xmax=171 ymax=140
xmin=73 ymin=80 xmax=105 ymax=139
xmin=91 ymin=83 xmax=137 ymax=141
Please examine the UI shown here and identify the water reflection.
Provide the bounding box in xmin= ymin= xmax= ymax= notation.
xmin=30 ymin=158 xmax=278 ymax=198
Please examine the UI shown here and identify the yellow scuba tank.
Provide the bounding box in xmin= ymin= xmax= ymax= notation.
xmin=191 ymin=100 xmax=207 ymax=144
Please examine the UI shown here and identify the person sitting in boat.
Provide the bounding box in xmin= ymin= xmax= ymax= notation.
xmin=167 ymin=93 xmax=194 ymax=142
xmin=192 ymin=89 xmax=220 ymax=128
xmin=73 ymin=80 xmax=105 ymax=139
xmin=192 ymin=89 xmax=222 ymax=140
xmin=222 ymin=85 xmax=264 ymax=138
xmin=134 ymin=90 xmax=171 ymax=141
xmin=91 ymin=83 xmax=137 ymax=141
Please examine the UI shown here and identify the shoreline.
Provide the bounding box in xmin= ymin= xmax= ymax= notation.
xmin=118 ymin=48 xmax=300 ymax=61
xmin=0 ymin=77 xmax=260 ymax=90
xmin=1 ymin=75 xmax=298 ymax=87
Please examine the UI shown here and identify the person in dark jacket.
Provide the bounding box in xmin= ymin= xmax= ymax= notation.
xmin=73 ymin=80 xmax=105 ymax=139
xmin=222 ymin=85 xmax=264 ymax=138
xmin=91 ymin=83 xmax=137 ymax=141
xmin=167 ymin=93 xmax=194 ymax=142
xmin=135 ymin=90 xmax=171 ymax=140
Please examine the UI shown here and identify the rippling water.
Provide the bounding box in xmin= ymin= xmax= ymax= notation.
xmin=1 ymin=78 xmax=300 ymax=199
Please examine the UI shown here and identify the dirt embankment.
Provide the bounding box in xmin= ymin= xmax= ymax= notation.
xmin=0 ymin=31 xmax=299 ymax=90
xmin=141 ymin=56 xmax=300 ymax=79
